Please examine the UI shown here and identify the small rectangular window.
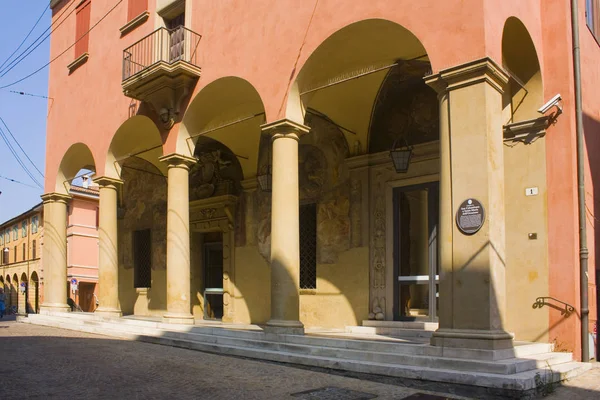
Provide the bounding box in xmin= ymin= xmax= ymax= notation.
xmin=299 ymin=203 xmax=317 ymax=289
xmin=5 ymin=230 xmax=9 ymax=244
xmin=75 ymin=0 xmax=92 ymax=58
xmin=22 ymin=220 xmax=27 ymax=237
xmin=2 ymin=248 xmax=7 ymax=264
xmin=32 ymin=216 xmax=39 ymax=234
xmin=133 ymin=229 xmax=152 ymax=288
xmin=22 ymin=243 xmax=26 ymax=260
xmin=32 ymin=240 xmax=37 ymax=259
xmin=0 ymin=231 xmax=3 ymax=246
xmin=14 ymin=245 xmax=17 ymax=263
xmin=12 ymin=226 xmax=18 ymax=241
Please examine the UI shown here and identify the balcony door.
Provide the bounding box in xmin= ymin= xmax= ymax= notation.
xmin=167 ymin=13 xmax=185 ymax=62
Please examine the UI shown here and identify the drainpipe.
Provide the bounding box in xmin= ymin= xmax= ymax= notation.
xmin=570 ymin=0 xmax=589 ymax=362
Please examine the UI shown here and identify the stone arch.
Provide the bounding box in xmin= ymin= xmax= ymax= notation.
xmin=180 ymin=76 xmax=266 ymax=179
xmin=502 ymin=16 xmax=543 ymax=122
xmin=286 ymin=19 xmax=431 ymax=155
xmin=55 ymin=143 xmax=96 ymax=194
xmin=105 ymin=115 xmax=164 ymax=180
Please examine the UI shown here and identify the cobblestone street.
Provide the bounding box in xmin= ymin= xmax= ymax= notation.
xmin=0 ymin=318 xmax=463 ymax=400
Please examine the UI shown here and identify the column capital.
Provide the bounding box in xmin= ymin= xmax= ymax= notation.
xmin=425 ymin=57 xmax=509 ymax=95
xmin=159 ymin=153 xmax=197 ymax=170
xmin=93 ymin=176 xmax=123 ymax=189
xmin=40 ymin=192 xmax=71 ymax=204
xmin=261 ymin=118 xmax=310 ymax=141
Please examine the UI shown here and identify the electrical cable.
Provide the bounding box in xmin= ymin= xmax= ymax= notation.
xmin=0 ymin=116 xmax=44 ymax=178
xmin=0 ymin=2 xmax=50 ymax=72
xmin=0 ymin=175 xmax=42 ymax=190
xmin=0 ymin=126 xmax=43 ymax=188
xmin=0 ymin=0 xmax=124 ymax=89
xmin=0 ymin=1 xmax=75 ymax=77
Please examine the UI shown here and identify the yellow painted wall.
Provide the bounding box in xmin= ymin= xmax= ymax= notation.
xmin=300 ymin=247 xmax=369 ymax=328
xmin=233 ymin=246 xmax=271 ymax=324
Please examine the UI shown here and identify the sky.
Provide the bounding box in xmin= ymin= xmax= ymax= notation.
xmin=0 ymin=1 xmax=52 ymax=223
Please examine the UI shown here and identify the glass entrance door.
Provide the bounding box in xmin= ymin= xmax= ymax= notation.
xmin=203 ymin=240 xmax=224 ymax=320
xmin=393 ymin=182 xmax=439 ymax=321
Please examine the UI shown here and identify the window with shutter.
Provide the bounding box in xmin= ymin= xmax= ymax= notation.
xmin=299 ymin=203 xmax=317 ymax=289
xmin=133 ymin=229 xmax=152 ymax=288
xmin=32 ymin=240 xmax=37 ymax=259
xmin=22 ymin=243 xmax=26 ymax=261
xmin=75 ymin=0 xmax=92 ymax=58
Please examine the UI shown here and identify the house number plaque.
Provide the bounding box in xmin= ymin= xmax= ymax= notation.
xmin=456 ymin=198 xmax=485 ymax=235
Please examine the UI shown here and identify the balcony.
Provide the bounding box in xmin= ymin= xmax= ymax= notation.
xmin=122 ymin=26 xmax=202 ymax=122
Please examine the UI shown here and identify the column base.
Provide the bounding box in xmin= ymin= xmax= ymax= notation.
xmin=264 ymin=319 xmax=304 ymax=335
xmin=94 ymin=307 xmax=123 ymax=319
xmin=431 ymin=328 xmax=514 ymax=350
xmin=163 ymin=312 xmax=195 ymax=325
xmin=40 ymin=303 xmax=70 ymax=314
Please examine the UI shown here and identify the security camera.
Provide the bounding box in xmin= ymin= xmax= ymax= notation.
xmin=538 ymin=94 xmax=562 ymax=115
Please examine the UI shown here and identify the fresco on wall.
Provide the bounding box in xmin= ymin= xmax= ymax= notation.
xmin=119 ymin=157 xmax=167 ymax=271
xmin=368 ymin=60 xmax=438 ymax=153
xmin=254 ymin=113 xmax=352 ymax=264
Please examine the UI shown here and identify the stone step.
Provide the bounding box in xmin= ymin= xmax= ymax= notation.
xmin=360 ymin=320 xmax=439 ymax=330
xmin=21 ymin=314 xmax=591 ymax=397
xmin=346 ymin=326 xmax=434 ymax=338
xmin=24 ymin=314 xmax=575 ymax=376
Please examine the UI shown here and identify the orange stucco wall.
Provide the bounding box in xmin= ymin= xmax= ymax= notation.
xmin=45 ymin=0 xmax=599 ymax=358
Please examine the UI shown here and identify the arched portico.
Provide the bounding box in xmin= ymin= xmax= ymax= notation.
xmin=96 ymin=115 xmax=164 ymax=318
xmin=41 ymin=143 xmax=96 ymax=314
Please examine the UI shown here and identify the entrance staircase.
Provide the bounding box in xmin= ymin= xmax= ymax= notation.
xmin=19 ymin=313 xmax=591 ymax=398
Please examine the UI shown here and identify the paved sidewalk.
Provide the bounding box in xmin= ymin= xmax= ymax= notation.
xmin=545 ymin=362 xmax=600 ymax=399
xmin=0 ymin=318 xmax=464 ymax=400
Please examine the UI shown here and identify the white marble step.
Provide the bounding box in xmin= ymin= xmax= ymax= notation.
xmin=360 ymin=320 xmax=439 ymax=330
xmin=23 ymin=314 xmax=576 ymax=376
xmin=346 ymin=326 xmax=434 ymax=338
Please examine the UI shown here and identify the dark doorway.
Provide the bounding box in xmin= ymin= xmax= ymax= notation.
xmin=78 ymin=282 xmax=96 ymax=312
xmin=393 ymin=181 xmax=439 ymax=321
xmin=203 ymin=232 xmax=223 ymax=320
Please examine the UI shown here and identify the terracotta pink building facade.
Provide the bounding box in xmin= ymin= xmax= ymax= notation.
xmin=40 ymin=0 xmax=600 ymax=362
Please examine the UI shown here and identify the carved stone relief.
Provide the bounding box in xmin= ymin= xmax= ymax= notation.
xmin=350 ymin=178 xmax=362 ymax=248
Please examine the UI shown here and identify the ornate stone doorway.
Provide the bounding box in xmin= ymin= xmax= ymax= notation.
xmin=190 ymin=195 xmax=237 ymax=322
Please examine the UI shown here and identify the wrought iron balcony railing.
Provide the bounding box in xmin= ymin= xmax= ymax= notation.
xmin=122 ymin=26 xmax=201 ymax=81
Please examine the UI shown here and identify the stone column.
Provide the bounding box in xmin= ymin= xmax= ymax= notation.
xmin=160 ymin=153 xmax=196 ymax=324
xmin=261 ymin=119 xmax=310 ymax=334
xmin=40 ymin=192 xmax=71 ymax=314
xmin=425 ymin=58 xmax=513 ymax=350
xmin=94 ymin=177 xmax=122 ymax=317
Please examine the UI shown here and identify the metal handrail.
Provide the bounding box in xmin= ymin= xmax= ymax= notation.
xmin=532 ymin=296 xmax=576 ymax=317
xmin=122 ymin=26 xmax=202 ymax=81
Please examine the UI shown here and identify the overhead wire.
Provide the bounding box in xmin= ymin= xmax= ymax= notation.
xmin=0 ymin=175 xmax=42 ymax=190
xmin=0 ymin=0 xmax=124 ymax=89
xmin=0 ymin=116 xmax=44 ymax=178
xmin=0 ymin=2 xmax=50 ymax=72
xmin=0 ymin=126 xmax=43 ymax=189
xmin=0 ymin=1 xmax=75 ymax=77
